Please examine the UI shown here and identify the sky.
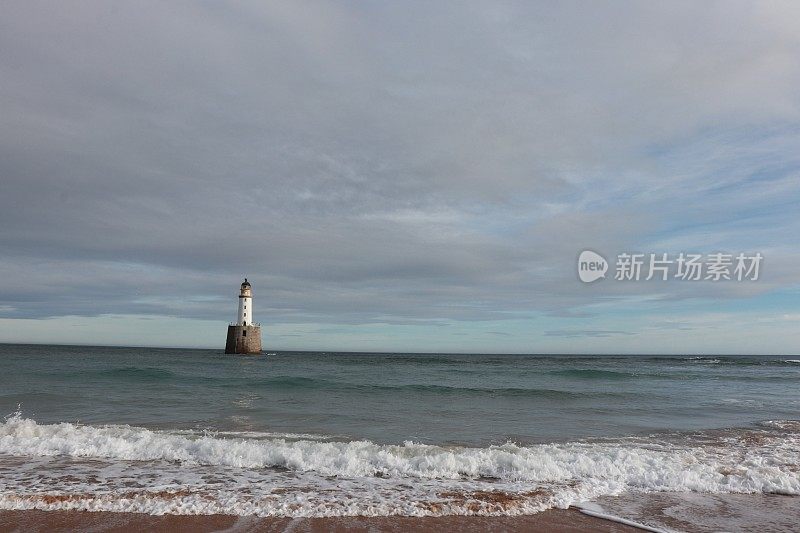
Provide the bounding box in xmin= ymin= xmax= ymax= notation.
xmin=1 ymin=1 xmax=799 ymax=353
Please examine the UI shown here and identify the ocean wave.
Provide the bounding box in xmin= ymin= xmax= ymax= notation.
xmin=368 ymin=384 xmax=626 ymax=398
xmin=691 ymin=357 xmax=800 ymax=367
xmin=221 ymin=376 xmax=630 ymax=398
xmin=642 ymin=356 xmax=800 ymax=366
xmin=0 ymin=413 xmax=798 ymax=517
xmin=546 ymin=369 xmax=636 ymax=379
xmin=84 ymin=366 xmax=178 ymax=381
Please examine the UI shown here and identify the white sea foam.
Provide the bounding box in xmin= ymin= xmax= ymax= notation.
xmin=169 ymin=428 xmax=339 ymax=441
xmin=0 ymin=413 xmax=798 ymax=517
xmin=688 ymin=357 xmax=721 ymax=364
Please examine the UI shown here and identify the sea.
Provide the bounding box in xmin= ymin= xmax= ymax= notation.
xmin=1 ymin=344 xmax=798 ymax=531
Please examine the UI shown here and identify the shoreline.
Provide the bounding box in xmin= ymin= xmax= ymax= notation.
xmin=0 ymin=508 xmax=643 ymax=533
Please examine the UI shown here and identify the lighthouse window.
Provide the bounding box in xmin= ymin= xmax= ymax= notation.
xmin=243 ymin=330 xmax=247 ymax=336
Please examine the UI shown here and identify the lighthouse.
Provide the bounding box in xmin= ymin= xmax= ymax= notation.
xmin=224 ymin=278 xmax=262 ymax=354
xmin=237 ymin=278 xmax=253 ymax=326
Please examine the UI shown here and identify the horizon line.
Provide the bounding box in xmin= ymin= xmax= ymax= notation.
xmin=0 ymin=341 xmax=796 ymax=357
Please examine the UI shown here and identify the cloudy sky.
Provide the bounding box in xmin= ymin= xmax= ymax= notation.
xmin=1 ymin=1 xmax=799 ymax=353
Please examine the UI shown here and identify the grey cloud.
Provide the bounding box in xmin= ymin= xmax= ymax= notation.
xmin=1 ymin=1 xmax=799 ymax=330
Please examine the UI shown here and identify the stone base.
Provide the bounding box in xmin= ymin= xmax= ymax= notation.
xmin=224 ymin=325 xmax=262 ymax=354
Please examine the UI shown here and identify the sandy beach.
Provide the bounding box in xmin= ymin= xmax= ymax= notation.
xmin=0 ymin=508 xmax=641 ymax=533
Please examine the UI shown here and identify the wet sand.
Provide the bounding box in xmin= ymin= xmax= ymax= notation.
xmin=593 ymin=492 xmax=800 ymax=532
xmin=0 ymin=508 xmax=642 ymax=532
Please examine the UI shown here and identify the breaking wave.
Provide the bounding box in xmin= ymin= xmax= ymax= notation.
xmin=0 ymin=412 xmax=798 ymax=517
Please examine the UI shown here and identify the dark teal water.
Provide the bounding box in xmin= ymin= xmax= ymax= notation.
xmin=1 ymin=344 xmax=798 ymax=445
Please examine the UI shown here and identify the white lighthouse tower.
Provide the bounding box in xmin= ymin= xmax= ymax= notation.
xmin=237 ymin=278 xmax=252 ymax=326
xmin=225 ymin=278 xmax=262 ymax=354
